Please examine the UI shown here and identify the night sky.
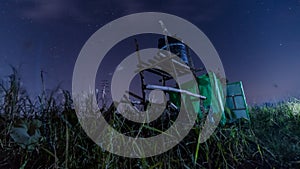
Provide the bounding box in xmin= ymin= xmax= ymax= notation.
xmin=0 ymin=0 xmax=300 ymax=105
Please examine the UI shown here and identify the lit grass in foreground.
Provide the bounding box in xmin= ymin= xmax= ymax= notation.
xmin=0 ymin=69 xmax=300 ymax=168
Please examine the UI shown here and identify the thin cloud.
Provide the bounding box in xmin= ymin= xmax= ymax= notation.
xmin=19 ymin=0 xmax=90 ymax=22
xmin=116 ymin=0 xmax=229 ymax=22
xmin=18 ymin=0 xmax=228 ymax=24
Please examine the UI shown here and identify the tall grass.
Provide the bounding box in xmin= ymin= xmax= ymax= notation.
xmin=0 ymin=68 xmax=299 ymax=168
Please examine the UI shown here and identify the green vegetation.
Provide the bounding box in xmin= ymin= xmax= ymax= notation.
xmin=0 ymin=68 xmax=299 ymax=168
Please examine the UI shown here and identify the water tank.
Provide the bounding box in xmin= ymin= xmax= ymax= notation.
xmin=158 ymin=36 xmax=189 ymax=65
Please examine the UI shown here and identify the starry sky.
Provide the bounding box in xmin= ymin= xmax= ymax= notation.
xmin=0 ymin=0 xmax=300 ymax=105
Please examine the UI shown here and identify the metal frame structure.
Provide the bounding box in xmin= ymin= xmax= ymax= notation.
xmin=128 ymin=37 xmax=206 ymax=111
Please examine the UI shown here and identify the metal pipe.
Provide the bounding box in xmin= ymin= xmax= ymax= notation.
xmin=146 ymin=84 xmax=206 ymax=100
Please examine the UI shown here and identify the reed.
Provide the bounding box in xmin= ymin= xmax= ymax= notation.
xmin=0 ymin=68 xmax=299 ymax=168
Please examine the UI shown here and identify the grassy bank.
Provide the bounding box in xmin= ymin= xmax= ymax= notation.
xmin=0 ymin=69 xmax=299 ymax=169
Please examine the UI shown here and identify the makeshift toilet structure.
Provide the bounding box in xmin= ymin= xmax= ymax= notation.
xmin=125 ymin=36 xmax=249 ymax=125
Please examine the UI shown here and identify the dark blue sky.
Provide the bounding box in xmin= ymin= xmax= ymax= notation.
xmin=0 ymin=0 xmax=300 ymax=104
